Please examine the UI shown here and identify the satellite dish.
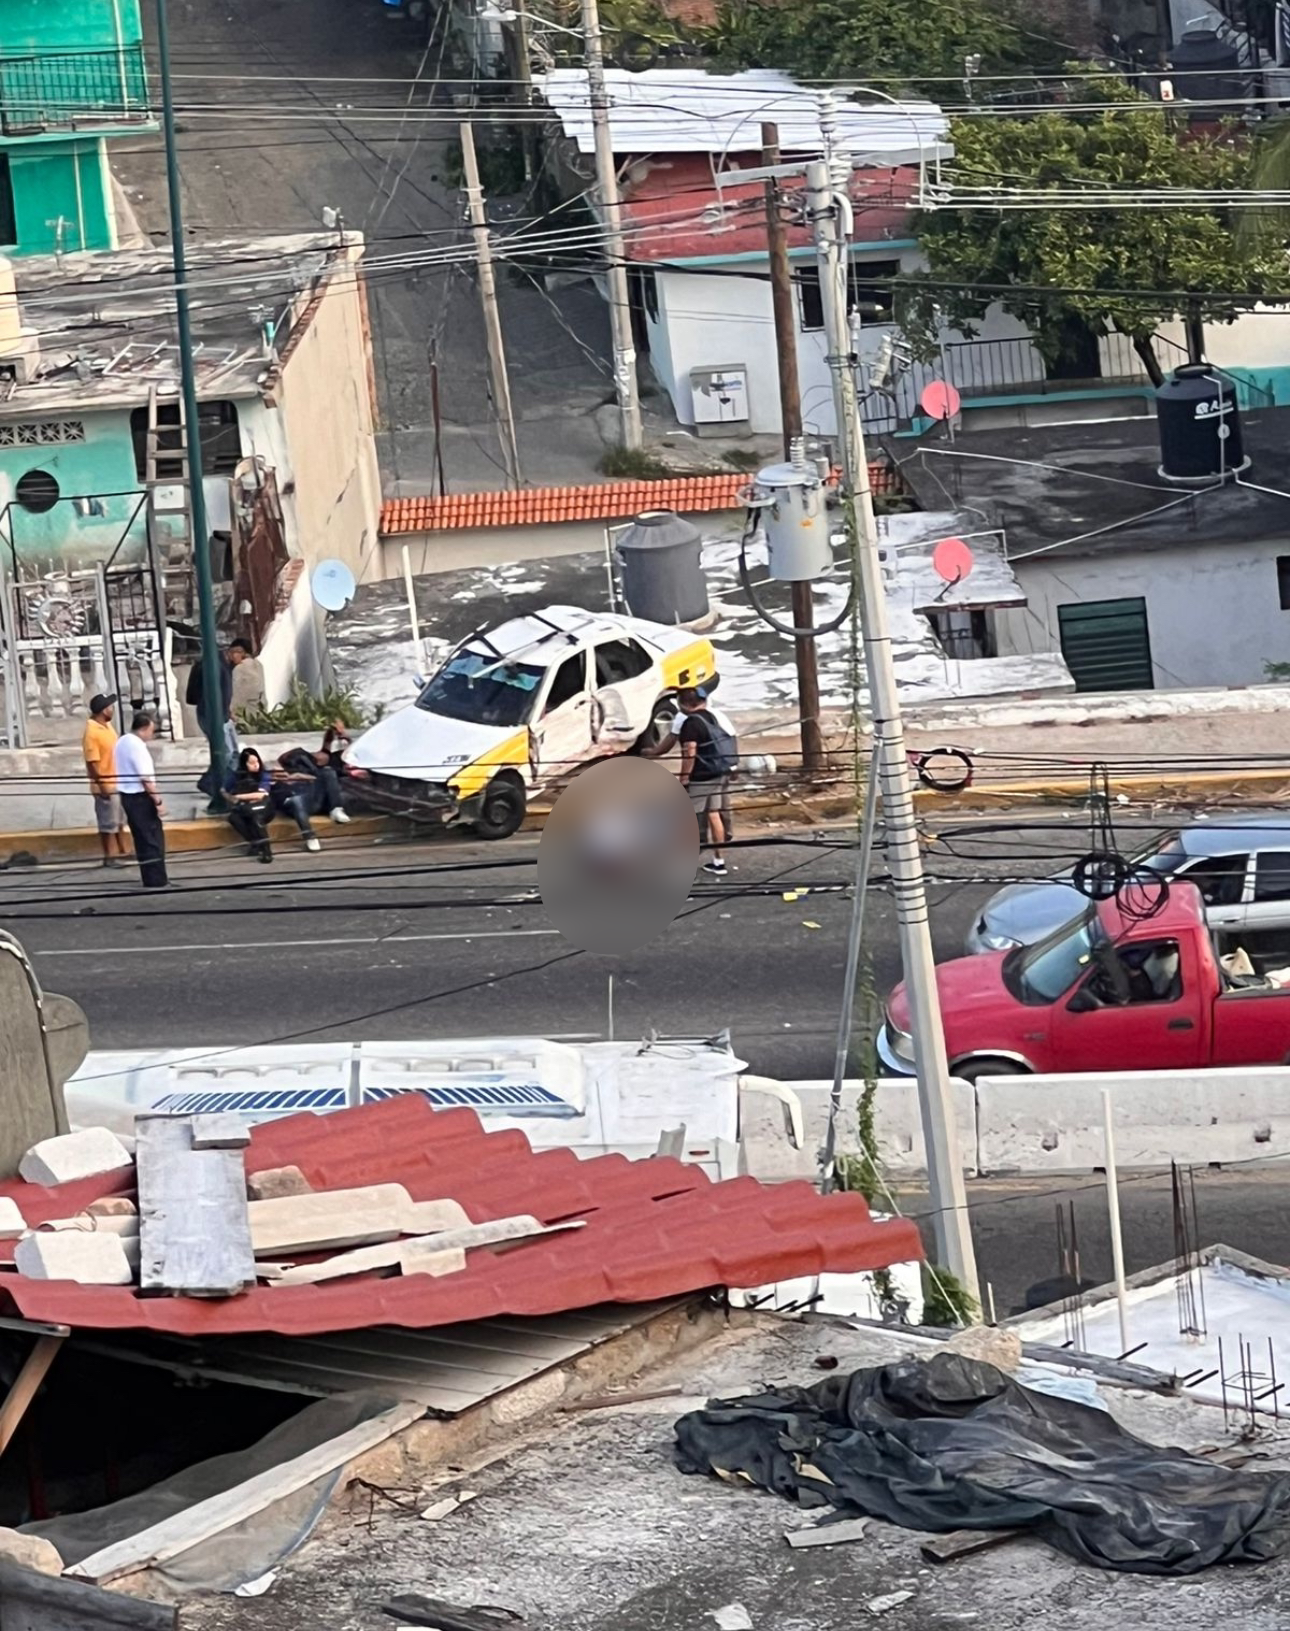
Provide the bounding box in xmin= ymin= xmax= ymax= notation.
xmin=920 ymin=381 xmax=962 ymax=422
xmin=932 ymin=536 xmax=974 ymax=585
xmin=311 ymin=559 xmax=356 ymax=612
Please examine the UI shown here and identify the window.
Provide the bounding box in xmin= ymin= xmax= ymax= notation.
xmin=640 ymin=269 xmax=659 ymax=324
xmin=15 ymin=469 xmax=59 ymax=513
xmin=1277 ymin=556 xmax=1290 ymax=611
xmin=1177 ymin=852 xmax=1248 ymax=908
xmin=0 ymin=421 xmax=85 ymax=447
xmin=595 ymin=638 xmax=652 ymax=686
xmin=0 ymin=157 xmax=15 ymax=249
xmin=1056 ymin=598 xmax=1154 ymax=692
xmin=1254 ymin=851 xmax=1290 ymax=903
xmin=416 ymin=654 xmax=543 ymax=728
xmin=543 ymin=651 xmax=587 ymax=713
xmin=1083 ymin=939 xmax=1183 ymax=1007
xmin=797 ymin=258 xmax=901 ymax=332
xmin=130 ymin=400 xmax=241 ymax=481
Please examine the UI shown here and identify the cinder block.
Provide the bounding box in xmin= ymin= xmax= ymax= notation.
xmin=14 ymin=1231 xmax=133 ymax=1285
xmin=19 ymin=1127 xmax=132 ymax=1188
xmin=246 ymin=1164 xmax=312 ymax=1202
xmin=85 ymin=1196 xmax=137 ymax=1218
xmin=0 ymin=1528 xmax=62 ymax=1576
xmin=0 ymin=1198 xmax=25 ymax=1239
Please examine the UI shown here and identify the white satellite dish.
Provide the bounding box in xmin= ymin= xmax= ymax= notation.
xmin=311 ymin=559 xmax=356 ymax=613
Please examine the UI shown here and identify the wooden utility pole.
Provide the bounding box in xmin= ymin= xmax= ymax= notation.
xmin=459 ymin=122 xmax=522 ymax=489
xmin=762 ymin=123 xmax=823 ymax=778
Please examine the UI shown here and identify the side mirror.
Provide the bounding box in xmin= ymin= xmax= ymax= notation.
xmin=412 ymin=674 xmax=425 ymax=690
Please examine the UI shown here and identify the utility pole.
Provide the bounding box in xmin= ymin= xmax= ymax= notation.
xmin=761 ymin=123 xmax=823 ymax=780
xmin=460 ymin=122 xmax=522 ymax=490
xmin=580 ymin=0 xmax=642 ymax=451
xmin=807 ymin=150 xmax=979 ymax=1304
xmin=155 ymin=0 xmax=226 ymax=809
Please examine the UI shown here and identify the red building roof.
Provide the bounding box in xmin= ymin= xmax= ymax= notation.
xmin=0 ymin=1096 xmax=922 ymax=1336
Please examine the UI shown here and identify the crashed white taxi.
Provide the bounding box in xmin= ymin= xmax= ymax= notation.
xmin=346 ymin=604 xmax=718 ymax=837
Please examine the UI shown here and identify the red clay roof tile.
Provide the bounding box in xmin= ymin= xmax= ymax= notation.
xmin=0 ymin=1096 xmax=921 ymax=1336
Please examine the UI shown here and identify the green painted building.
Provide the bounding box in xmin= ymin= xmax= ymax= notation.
xmin=0 ymin=0 xmax=153 ymax=256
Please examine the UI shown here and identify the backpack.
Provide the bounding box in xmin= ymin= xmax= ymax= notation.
xmin=691 ymin=711 xmax=740 ymax=777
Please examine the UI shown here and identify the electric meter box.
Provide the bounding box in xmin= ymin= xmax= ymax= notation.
xmin=755 ymin=461 xmax=834 ymax=581
xmin=689 ymin=365 xmax=750 ymax=437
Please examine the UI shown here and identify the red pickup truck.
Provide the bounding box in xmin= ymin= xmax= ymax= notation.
xmin=879 ymin=887 xmax=1290 ymax=1082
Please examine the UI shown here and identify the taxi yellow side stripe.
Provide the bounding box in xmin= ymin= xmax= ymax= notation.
xmin=448 ymin=729 xmax=531 ymax=802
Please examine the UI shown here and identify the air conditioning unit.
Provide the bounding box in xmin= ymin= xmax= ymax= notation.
xmin=689 ymin=364 xmax=750 ymax=438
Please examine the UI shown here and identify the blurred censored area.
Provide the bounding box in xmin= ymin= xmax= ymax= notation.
xmin=537 ymin=759 xmax=700 ymax=954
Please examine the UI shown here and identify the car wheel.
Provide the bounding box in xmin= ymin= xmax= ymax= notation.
xmin=630 ymin=697 xmax=675 ymax=756
xmin=473 ymin=775 xmax=527 ymax=840
xmin=953 ymin=1057 xmax=1030 ymax=1085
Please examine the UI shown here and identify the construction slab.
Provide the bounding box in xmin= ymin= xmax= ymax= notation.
xmin=136 ymin=1118 xmax=255 ymax=1299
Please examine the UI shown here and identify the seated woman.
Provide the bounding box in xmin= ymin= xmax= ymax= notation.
xmin=225 ymin=747 xmax=274 ymax=863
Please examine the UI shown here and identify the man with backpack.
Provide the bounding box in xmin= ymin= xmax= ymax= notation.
xmin=675 ymin=687 xmax=738 ymax=876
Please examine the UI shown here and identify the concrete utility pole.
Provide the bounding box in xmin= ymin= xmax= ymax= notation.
xmin=156 ymin=0 xmax=226 ymax=809
xmin=806 ymin=151 xmax=979 ymax=1304
xmin=459 ymin=122 xmax=523 ymax=491
xmin=580 ymin=0 xmax=643 ymax=451
xmin=761 ymin=123 xmax=823 ymax=780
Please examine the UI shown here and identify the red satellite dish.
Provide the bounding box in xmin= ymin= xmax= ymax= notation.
xmin=932 ymin=536 xmax=974 ymax=585
xmin=920 ymin=380 xmax=962 ymax=421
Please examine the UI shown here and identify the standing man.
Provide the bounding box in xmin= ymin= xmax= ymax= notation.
xmin=82 ymin=692 xmax=126 ymax=867
xmin=675 ymin=687 xmax=737 ymax=876
xmin=186 ymin=643 xmax=237 ymax=795
xmin=228 ymin=637 xmax=265 ymax=724
xmin=642 ymin=683 xmax=739 ymax=856
xmin=113 ymin=712 xmax=169 ymax=890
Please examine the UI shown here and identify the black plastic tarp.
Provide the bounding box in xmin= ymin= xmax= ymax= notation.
xmin=673 ymin=1354 xmax=1290 ymax=1574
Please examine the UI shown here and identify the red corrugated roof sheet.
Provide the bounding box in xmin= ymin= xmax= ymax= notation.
xmin=0 ymin=1097 xmax=921 ymax=1336
xmin=379 ymin=465 xmax=902 ymax=536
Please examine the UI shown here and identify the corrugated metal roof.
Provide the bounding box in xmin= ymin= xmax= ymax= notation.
xmin=72 ymin=1301 xmax=689 ymax=1414
xmin=535 ymin=69 xmax=950 ymax=159
xmin=0 ymin=1096 xmax=922 ymax=1336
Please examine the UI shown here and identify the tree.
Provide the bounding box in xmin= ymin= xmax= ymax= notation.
xmin=706 ymin=0 xmax=1058 ymax=87
xmin=903 ymin=74 xmax=1286 ymax=384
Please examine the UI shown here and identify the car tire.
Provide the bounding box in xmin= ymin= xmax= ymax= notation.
xmin=953 ymin=1056 xmax=1030 ymax=1085
xmin=630 ymin=697 xmax=676 ymax=756
xmin=473 ymin=775 xmax=527 ymax=840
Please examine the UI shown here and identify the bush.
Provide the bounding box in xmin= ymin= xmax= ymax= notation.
xmin=238 ymin=682 xmax=374 ymax=736
xmin=598 ymin=446 xmax=674 ymax=478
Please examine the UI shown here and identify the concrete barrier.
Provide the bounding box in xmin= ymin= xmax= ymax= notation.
xmin=975 ymin=1068 xmax=1290 ymax=1174
xmin=740 ymin=1077 xmax=978 ymax=1182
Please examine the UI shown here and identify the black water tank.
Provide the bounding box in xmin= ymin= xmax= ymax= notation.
xmin=1155 ymin=364 xmax=1248 ymax=484
xmin=615 ymin=510 xmax=710 ymax=626
xmin=1168 ymin=28 xmax=1245 ymax=105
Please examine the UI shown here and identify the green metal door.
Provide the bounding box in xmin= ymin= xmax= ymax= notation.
xmin=1056 ymin=597 xmax=1154 ymax=692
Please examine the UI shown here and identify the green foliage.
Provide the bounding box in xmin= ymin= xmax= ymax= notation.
xmin=439 ymin=132 xmax=528 ymax=198
xmin=1265 ymin=660 xmax=1290 ymax=682
xmin=906 ymin=71 xmax=1285 ymax=369
xmin=705 ymin=0 xmax=1045 ymax=87
xmin=721 ymin=446 xmax=763 ymax=471
xmin=921 ymin=1264 xmax=979 ymax=1327
xmin=598 ymin=446 xmax=675 ymax=477
xmin=238 ymin=682 xmax=374 ymax=736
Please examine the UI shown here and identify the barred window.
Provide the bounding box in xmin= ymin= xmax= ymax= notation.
xmin=0 ymin=420 xmax=86 ymax=447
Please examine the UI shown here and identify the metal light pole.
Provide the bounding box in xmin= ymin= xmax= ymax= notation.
xmin=579 ymin=0 xmax=642 ymax=450
xmin=806 ymin=153 xmax=979 ymax=1304
xmin=155 ymin=0 xmax=227 ymax=809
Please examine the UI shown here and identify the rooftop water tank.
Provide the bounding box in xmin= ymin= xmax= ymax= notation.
xmin=615 ymin=509 xmax=711 ymax=627
xmin=1155 ymin=364 xmax=1248 ymax=485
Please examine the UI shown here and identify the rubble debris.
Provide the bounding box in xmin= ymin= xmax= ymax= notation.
xmin=674 ymin=1354 xmax=1290 ymax=1573
xmin=420 ymin=1490 xmax=479 ymax=1522
xmin=137 ymin=1116 xmax=255 ymax=1298
xmin=785 ymin=1516 xmax=871 ymax=1549
xmin=245 ymin=1164 xmax=312 ymax=1202
xmin=19 ymin=1127 xmax=131 ymax=1187
xmin=920 ymin=1529 xmax=1019 ymax=1565
xmin=85 ymin=1196 xmax=137 ymax=1218
xmin=273 ymin=1237 xmax=465 ymax=1286
xmin=707 ymin=1607 xmax=753 ymax=1630
xmin=866 ymin=1590 xmax=914 ymax=1615
xmin=14 ymin=1232 xmax=132 ymax=1285
xmin=381 ymin=1594 xmax=524 ymax=1631
xmin=945 ymin=1326 xmax=1022 ymax=1372
xmin=0 ymin=1528 xmax=63 ymax=1576
xmin=247 ymin=1183 xmax=417 ymax=1256
xmin=190 ymin=1113 xmax=251 ymax=1150
xmin=0 ymin=1198 xmax=24 ymax=1239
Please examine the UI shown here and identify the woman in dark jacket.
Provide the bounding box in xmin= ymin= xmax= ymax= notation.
xmin=225 ymin=747 xmax=274 ymax=862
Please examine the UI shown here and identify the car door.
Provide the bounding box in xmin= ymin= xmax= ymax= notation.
xmin=1172 ymin=850 xmax=1251 ymax=948
xmin=529 ymin=650 xmax=591 ymax=786
xmin=592 ymin=637 xmax=659 ymax=750
xmin=1048 ymin=936 xmax=1206 ymax=1071
xmin=1241 ymin=850 xmax=1290 ymax=971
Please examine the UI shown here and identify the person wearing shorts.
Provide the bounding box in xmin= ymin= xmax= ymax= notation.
xmin=676 ymin=687 xmax=733 ymax=876
xmin=82 ymin=692 xmax=126 ymax=868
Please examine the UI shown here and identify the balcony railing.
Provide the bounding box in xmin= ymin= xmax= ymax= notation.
xmin=0 ymin=47 xmax=152 ymax=137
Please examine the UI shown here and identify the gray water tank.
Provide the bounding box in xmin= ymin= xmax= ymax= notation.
xmin=1156 ymin=364 xmax=1248 ymax=485
xmin=615 ymin=509 xmax=710 ymax=626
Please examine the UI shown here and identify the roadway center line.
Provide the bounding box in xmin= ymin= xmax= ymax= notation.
xmin=31 ymin=928 xmax=562 ymax=956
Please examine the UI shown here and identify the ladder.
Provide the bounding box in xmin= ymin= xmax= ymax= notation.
xmin=143 ymin=384 xmax=196 ymax=624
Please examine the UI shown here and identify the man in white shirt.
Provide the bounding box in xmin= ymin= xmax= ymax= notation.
xmin=113 ymin=712 xmax=168 ymax=889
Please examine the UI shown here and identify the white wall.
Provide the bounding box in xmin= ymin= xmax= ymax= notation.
xmin=995 ymin=534 xmax=1290 ymax=690
xmin=259 ymin=565 xmax=326 ymax=707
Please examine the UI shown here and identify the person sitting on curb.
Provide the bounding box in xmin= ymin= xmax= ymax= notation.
xmin=225 ymin=748 xmax=275 ymax=863
xmin=268 ymin=746 xmax=351 ymax=853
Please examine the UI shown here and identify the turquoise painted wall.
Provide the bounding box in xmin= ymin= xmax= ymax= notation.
xmin=8 ymin=141 xmax=113 ymax=254
xmin=0 ymin=0 xmax=144 ymax=53
xmin=0 ymin=408 xmax=148 ymax=569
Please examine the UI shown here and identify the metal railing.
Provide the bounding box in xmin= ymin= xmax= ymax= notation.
xmin=0 ymin=46 xmax=151 ymax=136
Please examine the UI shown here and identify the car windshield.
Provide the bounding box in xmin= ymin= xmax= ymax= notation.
xmin=1006 ymin=911 xmax=1106 ymax=1005
xmin=416 ymin=653 xmax=543 ymax=728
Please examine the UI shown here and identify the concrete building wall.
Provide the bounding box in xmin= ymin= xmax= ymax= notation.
xmin=0 ymin=0 xmax=143 ymax=50
xmin=0 ymin=405 xmax=142 ymax=569
xmin=994 ymin=535 xmax=1290 ymax=691
xmin=9 ymin=140 xmax=116 ymax=255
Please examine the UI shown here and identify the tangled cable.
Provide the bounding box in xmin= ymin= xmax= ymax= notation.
xmin=1071 ymin=763 xmax=1170 ymax=923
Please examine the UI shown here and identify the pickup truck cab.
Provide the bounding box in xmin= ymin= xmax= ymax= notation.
xmin=880 ymin=887 xmax=1290 ymax=1082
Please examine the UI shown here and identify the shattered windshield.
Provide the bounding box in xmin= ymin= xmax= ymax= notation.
xmin=416 ymin=653 xmax=543 ymax=728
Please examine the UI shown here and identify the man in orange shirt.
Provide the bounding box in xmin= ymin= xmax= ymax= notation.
xmin=83 ymin=693 xmax=126 ymax=867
